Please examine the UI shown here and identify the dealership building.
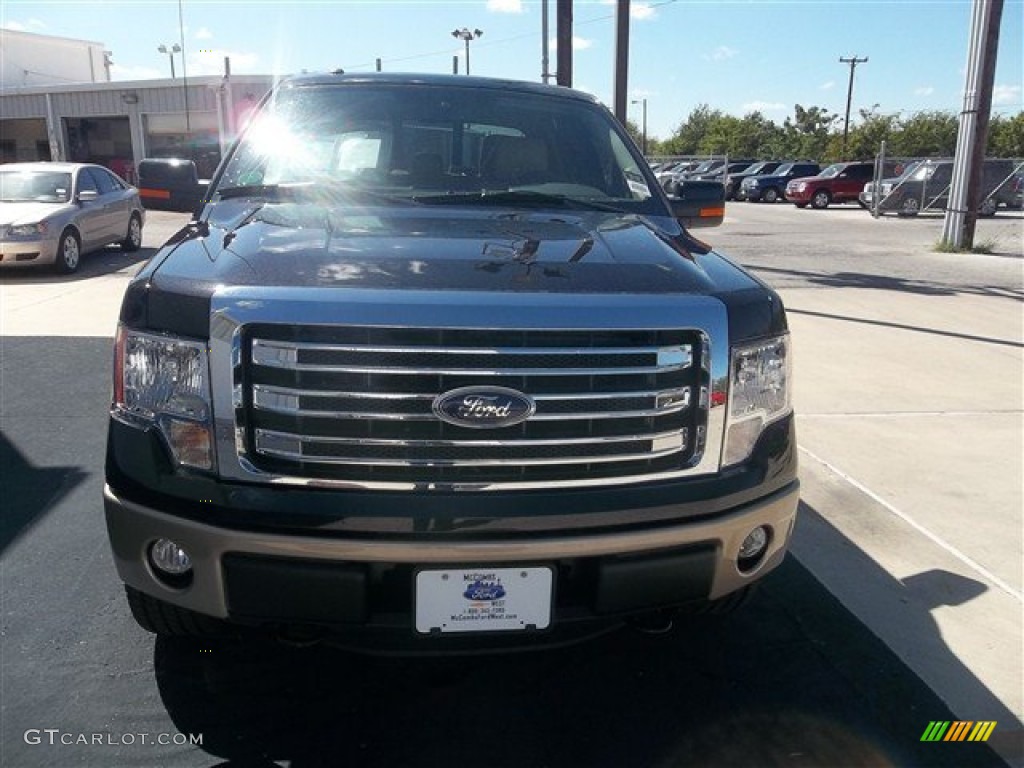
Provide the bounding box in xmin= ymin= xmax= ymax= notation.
xmin=1 ymin=29 xmax=274 ymax=181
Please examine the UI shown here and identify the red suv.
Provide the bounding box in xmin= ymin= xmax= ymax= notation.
xmin=785 ymin=161 xmax=875 ymax=209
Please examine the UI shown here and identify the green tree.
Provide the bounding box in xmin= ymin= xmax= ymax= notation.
xmin=780 ymin=104 xmax=839 ymax=161
xmin=987 ymin=112 xmax=1024 ymax=157
xmin=894 ymin=111 xmax=959 ymax=157
xmin=662 ymin=104 xmax=725 ymax=155
xmin=830 ymin=106 xmax=900 ymax=161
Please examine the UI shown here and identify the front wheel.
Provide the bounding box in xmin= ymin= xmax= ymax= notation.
xmin=54 ymin=228 xmax=81 ymax=274
xmin=978 ymin=198 xmax=998 ymax=217
xmin=897 ymin=197 xmax=920 ymax=217
xmin=121 ymin=213 xmax=143 ymax=251
xmin=811 ymin=190 xmax=831 ymax=209
xmin=762 ymin=187 xmax=780 ymax=203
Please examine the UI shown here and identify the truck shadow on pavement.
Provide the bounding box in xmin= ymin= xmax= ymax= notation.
xmin=750 ymin=264 xmax=1024 ymax=301
xmin=151 ymin=529 xmax=1015 ymax=767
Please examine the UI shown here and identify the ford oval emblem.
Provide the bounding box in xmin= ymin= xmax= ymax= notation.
xmin=463 ymin=580 xmax=507 ymax=602
xmin=433 ymin=386 xmax=536 ymax=429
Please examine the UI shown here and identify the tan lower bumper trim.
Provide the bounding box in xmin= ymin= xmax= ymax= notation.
xmin=104 ymin=482 xmax=799 ymax=617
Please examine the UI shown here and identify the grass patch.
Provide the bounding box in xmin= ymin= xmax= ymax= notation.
xmin=933 ymin=237 xmax=998 ymax=254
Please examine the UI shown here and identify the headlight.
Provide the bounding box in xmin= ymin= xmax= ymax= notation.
xmin=723 ymin=334 xmax=792 ymax=466
xmin=112 ymin=327 xmax=216 ymax=471
xmin=796 ymin=183 xmax=807 ymax=192
xmin=7 ymin=221 xmax=49 ymax=238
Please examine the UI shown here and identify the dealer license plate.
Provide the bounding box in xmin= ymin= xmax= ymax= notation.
xmin=415 ymin=567 xmax=553 ymax=634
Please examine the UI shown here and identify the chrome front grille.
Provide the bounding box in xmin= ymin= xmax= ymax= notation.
xmin=240 ymin=325 xmax=708 ymax=487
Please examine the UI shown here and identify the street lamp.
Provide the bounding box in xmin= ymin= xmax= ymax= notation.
xmin=451 ymin=28 xmax=483 ymax=75
xmin=631 ymin=98 xmax=648 ymax=157
xmin=157 ymin=43 xmax=181 ymax=79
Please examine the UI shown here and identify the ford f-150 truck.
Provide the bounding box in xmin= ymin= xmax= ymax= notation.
xmin=104 ymin=73 xmax=798 ymax=652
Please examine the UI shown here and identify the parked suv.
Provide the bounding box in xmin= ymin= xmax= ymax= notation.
xmin=867 ymin=158 xmax=1021 ymax=216
xmin=784 ymin=161 xmax=876 ymax=209
xmin=725 ymin=161 xmax=781 ymax=200
xmin=104 ymin=74 xmax=798 ymax=652
xmin=738 ymin=162 xmax=820 ymax=202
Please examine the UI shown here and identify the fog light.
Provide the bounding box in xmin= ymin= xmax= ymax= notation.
xmin=150 ymin=538 xmax=192 ymax=575
xmin=738 ymin=526 xmax=769 ymax=568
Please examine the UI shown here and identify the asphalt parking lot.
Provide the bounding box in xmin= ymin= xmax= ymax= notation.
xmin=1 ymin=203 xmax=1021 ymax=767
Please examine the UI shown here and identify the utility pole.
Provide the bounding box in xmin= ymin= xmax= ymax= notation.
xmin=541 ymin=0 xmax=551 ymax=83
xmin=631 ymin=98 xmax=647 ymax=156
xmin=839 ymin=55 xmax=867 ymax=156
xmin=942 ymin=0 xmax=1004 ymax=250
xmin=613 ymin=0 xmax=630 ymax=124
xmin=556 ymin=0 xmax=572 ymax=87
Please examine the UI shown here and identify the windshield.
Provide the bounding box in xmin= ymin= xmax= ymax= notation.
xmin=216 ymin=83 xmax=659 ymax=213
xmin=818 ymin=164 xmax=843 ymax=179
xmin=773 ymin=163 xmax=794 ymax=176
xmin=0 ymin=171 xmax=73 ymax=203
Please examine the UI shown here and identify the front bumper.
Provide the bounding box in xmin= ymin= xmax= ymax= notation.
xmin=0 ymin=237 xmax=57 ymax=267
xmin=104 ymin=481 xmax=799 ymax=639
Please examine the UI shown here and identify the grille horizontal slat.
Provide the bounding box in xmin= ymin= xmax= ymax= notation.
xmin=242 ymin=325 xmax=705 ymax=486
xmin=255 ymin=428 xmax=686 ymax=467
xmin=253 ymin=384 xmax=691 ymax=421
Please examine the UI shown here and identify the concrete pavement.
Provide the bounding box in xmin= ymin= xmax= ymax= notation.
xmin=717 ymin=205 xmax=1023 ymax=764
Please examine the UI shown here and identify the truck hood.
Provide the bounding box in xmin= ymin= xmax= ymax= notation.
xmin=148 ymin=201 xmax=738 ymax=296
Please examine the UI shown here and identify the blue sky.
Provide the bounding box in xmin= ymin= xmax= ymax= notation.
xmin=3 ymin=0 xmax=1022 ymax=140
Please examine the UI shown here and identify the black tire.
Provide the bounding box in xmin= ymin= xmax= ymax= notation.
xmin=121 ymin=213 xmax=143 ymax=251
xmin=54 ymin=228 xmax=81 ymax=274
xmin=810 ymin=190 xmax=831 ymax=209
xmin=762 ymin=187 xmax=780 ymax=203
xmin=978 ymin=198 xmax=997 ymax=217
xmin=126 ymin=586 xmax=233 ymax=638
xmin=896 ymin=197 xmax=920 ymax=217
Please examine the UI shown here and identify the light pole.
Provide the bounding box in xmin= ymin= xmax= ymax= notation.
xmin=157 ymin=43 xmax=181 ymax=79
xmin=451 ymin=28 xmax=482 ymax=75
xmin=631 ymin=98 xmax=647 ymax=156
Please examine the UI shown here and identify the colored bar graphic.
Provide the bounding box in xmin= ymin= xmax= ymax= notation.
xmin=921 ymin=721 xmax=996 ymax=742
xmin=921 ymin=722 xmax=950 ymax=741
xmin=968 ymin=722 xmax=997 ymax=742
xmin=944 ymin=721 xmax=972 ymax=741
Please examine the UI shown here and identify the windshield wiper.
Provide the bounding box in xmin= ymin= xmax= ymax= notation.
xmin=413 ymin=190 xmax=622 ymax=212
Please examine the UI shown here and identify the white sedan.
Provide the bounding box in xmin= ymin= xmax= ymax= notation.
xmin=0 ymin=162 xmax=145 ymax=273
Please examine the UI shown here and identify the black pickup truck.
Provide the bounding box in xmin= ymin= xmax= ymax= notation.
xmin=104 ymin=73 xmax=797 ymax=652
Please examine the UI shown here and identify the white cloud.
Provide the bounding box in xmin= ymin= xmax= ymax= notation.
xmin=819 ymin=80 xmax=835 ymax=90
xmin=110 ymin=63 xmax=164 ymax=81
xmin=188 ymin=49 xmax=260 ymax=76
xmin=548 ymin=36 xmax=594 ymax=52
xmin=742 ymin=100 xmax=786 ymax=112
xmin=598 ymin=0 xmax=655 ymax=16
xmin=487 ymin=0 xmax=523 ymax=12
xmin=195 ymin=27 xmax=213 ymax=40
xmin=993 ymin=84 xmax=1022 ymax=106
xmin=705 ymin=45 xmax=738 ymax=62
xmin=632 ymin=2 xmax=656 ymax=19
xmin=914 ymin=86 xmax=935 ymax=96
xmin=1 ymin=18 xmax=47 ymax=32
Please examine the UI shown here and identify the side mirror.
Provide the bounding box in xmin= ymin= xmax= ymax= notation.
xmin=78 ymin=190 xmax=99 ymax=203
xmin=667 ymin=179 xmax=725 ymax=228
